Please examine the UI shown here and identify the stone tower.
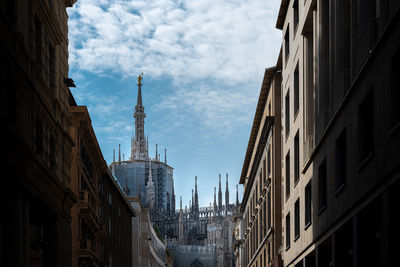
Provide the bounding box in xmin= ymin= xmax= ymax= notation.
xmin=131 ymin=73 xmax=148 ymax=160
xmin=194 ymin=176 xmax=199 ymax=219
xmin=225 ymin=173 xmax=229 ymax=215
xmin=146 ymin=159 xmax=155 ymax=210
xmin=218 ymin=174 xmax=223 ymax=214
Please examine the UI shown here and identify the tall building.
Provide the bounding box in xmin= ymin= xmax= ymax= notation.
xmin=279 ymin=0 xmax=400 ymax=266
xmin=236 ymin=66 xmax=282 ymax=267
xmin=0 ymin=1 xmax=77 ymax=266
xmin=69 ymin=103 xmax=135 ymax=267
xmin=238 ymin=1 xmax=400 ymax=267
xmin=109 ymin=74 xmax=175 ymax=218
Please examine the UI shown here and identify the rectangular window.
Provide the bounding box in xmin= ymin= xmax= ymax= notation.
xmin=294 ymin=63 xmax=300 ymax=116
xmin=267 ymin=190 xmax=271 ymax=230
xmin=267 ymin=146 xmax=271 ymax=176
xmin=305 ymin=181 xmax=312 ymax=227
xmin=263 ymin=200 xmax=267 ymax=235
xmin=263 ymin=158 xmax=267 ymax=183
xmin=286 ymin=213 xmax=291 ymax=249
xmin=356 ymin=0 xmax=376 ymax=34
xmin=294 ymin=131 xmax=300 ymax=184
xmin=335 ymin=129 xmax=346 ymax=191
xmin=285 ymin=91 xmax=290 ymax=137
xmin=294 ymin=198 xmax=300 ymax=240
xmin=35 ymin=18 xmax=42 ymax=68
xmin=285 ymin=25 xmax=290 ymax=62
xmin=358 ymin=89 xmax=374 ymax=162
xmin=49 ymin=45 xmax=55 ymax=88
xmin=293 ymin=0 xmax=299 ymax=31
xmin=285 ymin=151 xmax=290 ymax=198
xmin=390 ymin=48 xmax=400 ymax=128
xmin=50 ymin=136 xmax=56 ymax=170
xmin=318 ymin=159 xmax=327 ymax=211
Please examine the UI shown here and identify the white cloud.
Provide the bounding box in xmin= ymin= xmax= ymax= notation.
xmin=68 ymin=0 xmax=282 ymax=137
xmin=68 ymin=0 xmax=281 ymax=81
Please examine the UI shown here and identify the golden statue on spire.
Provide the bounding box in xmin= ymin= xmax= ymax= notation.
xmin=137 ymin=72 xmax=143 ymax=86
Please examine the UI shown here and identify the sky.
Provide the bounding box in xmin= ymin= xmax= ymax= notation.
xmin=67 ymin=0 xmax=282 ymax=209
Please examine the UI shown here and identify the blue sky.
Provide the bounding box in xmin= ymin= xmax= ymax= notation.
xmin=67 ymin=0 xmax=282 ymax=208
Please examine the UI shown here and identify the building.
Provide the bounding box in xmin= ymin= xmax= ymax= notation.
xmin=129 ymin=197 xmax=173 ymax=267
xmin=110 ymin=74 xmax=175 ymax=221
xmin=276 ymin=0 xmax=400 ymax=266
xmin=0 ymin=0 xmax=77 ymax=266
xmin=237 ymin=65 xmax=283 ymax=267
xmin=69 ymin=103 xmax=135 ymax=267
xmin=237 ymin=1 xmax=400 ymax=267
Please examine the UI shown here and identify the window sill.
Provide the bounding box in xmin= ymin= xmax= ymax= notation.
xmin=389 ymin=121 xmax=400 ymax=137
xmin=285 ymin=245 xmax=291 ymax=252
xmin=356 ymin=152 xmax=373 ymax=172
xmin=304 ymin=221 xmax=312 ymax=231
xmin=334 ymin=182 xmax=347 ymax=197
xmin=317 ymin=204 xmax=326 ymax=216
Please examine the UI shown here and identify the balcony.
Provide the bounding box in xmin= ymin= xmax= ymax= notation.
xmin=79 ymin=239 xmax=99 ymax=263
xmin=78 ymin=190 xmax=100 ymax=230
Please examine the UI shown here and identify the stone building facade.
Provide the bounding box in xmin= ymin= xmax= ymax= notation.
xmin=69 ymin=104 xmax=135 ymax=267
xmin=238 ymin=0 xmax=400 ymax=267
xmin=236 ymin=66 xmax=283 ymax=267
xmin=0 ymin=0 xmax=77 ymax=266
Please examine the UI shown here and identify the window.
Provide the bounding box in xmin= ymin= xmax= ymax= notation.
xmin=356 ymin=0 xmax=376 ymax=34
xmin=267 ymin=190 xmax=271 ymax=230
xmin=49 ymin=45 xmax=55 ymax=88
xmin=294 ymin=198 xmax=300 ymax=240
xmin=285 ymin=91 xmax=290 ymax=137
xmin=293 ymin=0 xmax=299 ymax=32
xmin=263 ymin=200 xmax=267 ymax=235
xmin=294 ymin=63 xmax=300 ymax=116
xmin=335 ymin=129 xmax=346 ymax=191
xmin=50 ymin=135 xmax=56 ymax=170
xmin=390 ymin=48 xmax=400 ymax=128
xmin=286 ymin=213 xmax=291 ymax=249
xmin=358 ymin=89 xmax=374 ymax=163
xmin=35 ymin=119 xmax=43 ymax=155
xmin=294 ymin=131 xmax=300 ymax=184
xmin=318 ymin=159 xmax=327 ymax=212
xmin=263 ymin=158 xmax=266 ymax=184
xmin=35 ymin=18 xmax=42 ymax=69
xmin=267 ymin=146 xmax=271 ymax=176
xmin=285 ymin=151 xmax=290 ymax=198
xmin=305 ymin=181 xmax=312 ymax=227
xmin=284 ymin=25 xmax=290 ymax=62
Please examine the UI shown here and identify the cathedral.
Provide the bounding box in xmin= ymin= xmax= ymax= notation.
xmin=110 ymin=74 xmax=240 ymax=266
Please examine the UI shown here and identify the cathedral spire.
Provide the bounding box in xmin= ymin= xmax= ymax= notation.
xmin=118 ymin=144 xmax=121 ymax=162
xmin=146 ymin=159 xmax=155 ymax=210
xmin=236 ymin=184 xmax=239 ymax=207
xmin=132 ymin=73 xmax=148 ymax=160
xmin=194 ymin=176 xmax=199 ymax=219
xmin=218 ymin=174 xmax=222 ymax=214
xmin=213 ymin=187 xmax=217 ymax=216
xmin=225 ymin=173 xmax=229 ymax=215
